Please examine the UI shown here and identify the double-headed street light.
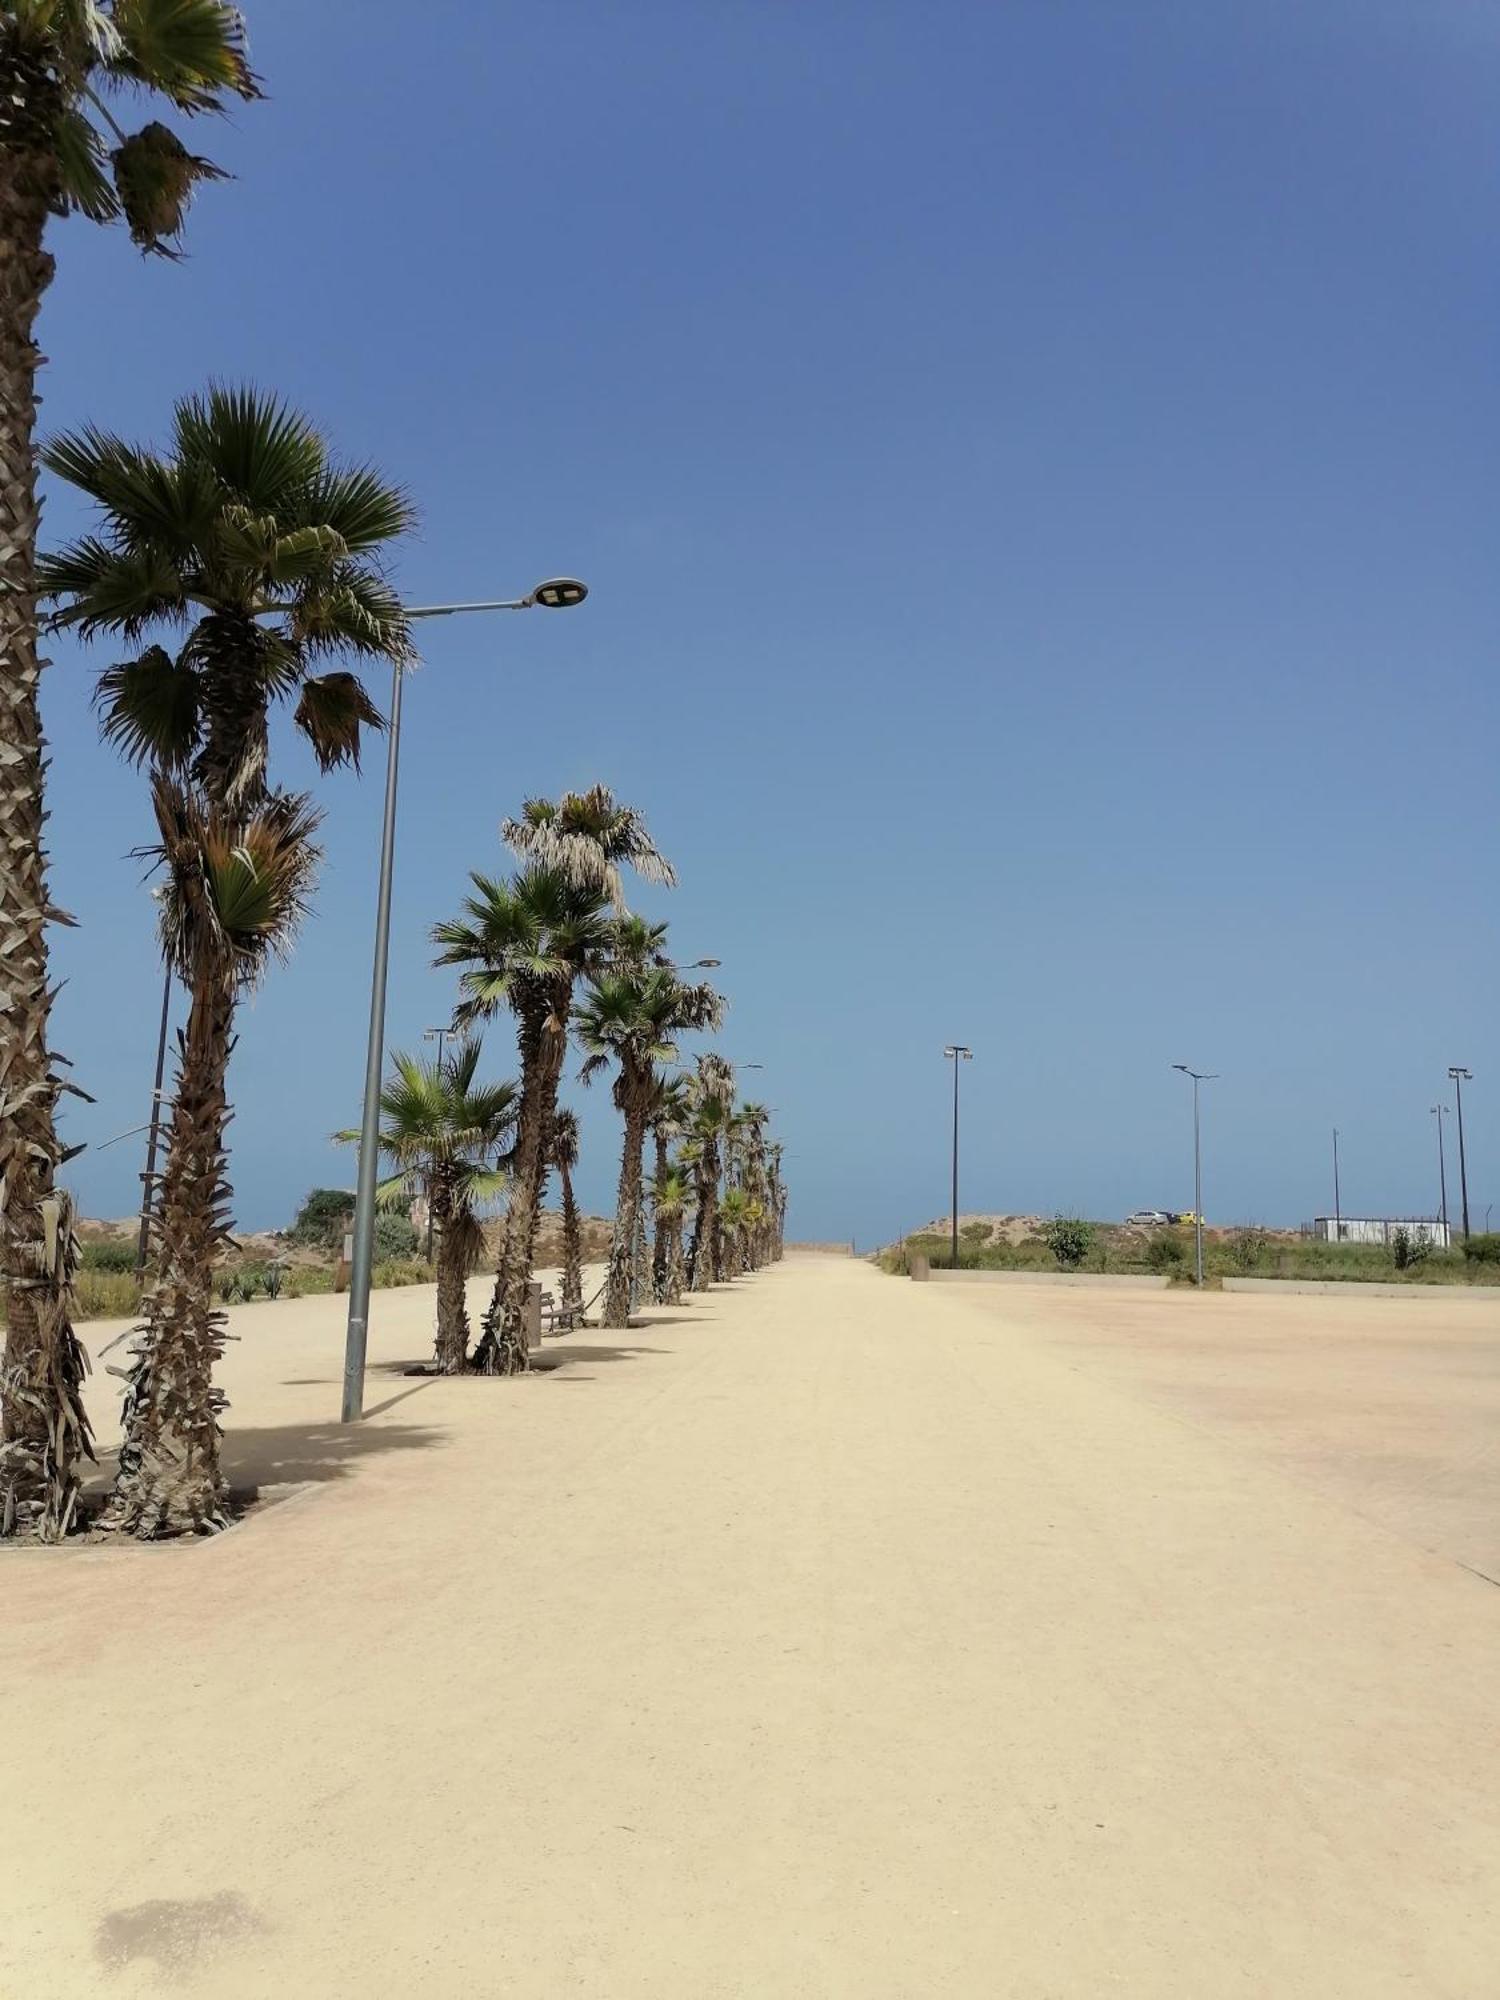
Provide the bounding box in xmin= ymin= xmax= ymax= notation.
xmin=943 ymin=1046 xmax=973 ymax=1267
xmin=1171 ymin=1065 xmax=1218 ymax=1287
xmin=340 ymin=578 xmax=589 ymax=1425
xmin=1430 ymin=1104 xmax=1450 ymax=1236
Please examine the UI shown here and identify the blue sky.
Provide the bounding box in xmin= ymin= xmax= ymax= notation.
xmin=38 ymin=1 xmax=1498 ymax=1243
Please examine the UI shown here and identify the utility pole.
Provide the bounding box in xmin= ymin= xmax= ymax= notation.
xmin=943 ymin=1046 xmax=973 ymax=1267
xmin=1448 ymin=1067 xmax=1473 ymax=1240
xmin=1431 ymin=1105 xmax=1449 ymax=1237
xmin=1332 ymin=1126 xmax=1341 ymax=1239
xmin=1172 ymin=1066 xmax=1218 ymax=1287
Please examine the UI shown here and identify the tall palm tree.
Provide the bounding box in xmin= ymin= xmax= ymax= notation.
xmin=0 ymin=8 xmax=256 ymax=1538
xmin=686 ymin=1053 xmax=735 ymax=1291
xmin=548 ymin=1106 xmax=584 ymax=1319
xmin=650 ymin=1162 xmax=693 ymax=1306
xmin=434 ymin=864 xmax=610 ymax=1374
xmin=42 ymin=388 xmax=411 ymax=1534
xmin=720 ymin=1187 xmax=756 ymax=1276
xmin=105 ymin=776 xmax=320 ymax=1533
xmin=503 ymin=784 xmax=675 ymax=911
xmin=735 ymin=1102 xmax=771 ymax=1269
xmin=575 ymin=961 xmax=722 ymax=1329
xmin=648 ymin=1071 xmax=692 ymax=1302
xmin=342 ymin=1042 xmax=515 ymax=1375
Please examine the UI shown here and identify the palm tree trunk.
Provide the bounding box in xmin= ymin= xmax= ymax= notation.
xmin=602 ymin=1094 xmax=648 ymax=1330
xmin=650 ymin=1131 xmax=669 ymax=1303
xmin=102 ymin=973 xmax=237 ymax=1537
xmin=0 ymin=158 xmax=92 ymax=1541
xmin=559 ymin=1161 xmax=583 ymax=1313
xmin=690 ymin=1137 xmax=721 ymax=1292
xmin=431 ymin=1174 xmax=469 ymax=1374
xmin=477 ymin=998 xmax=565 ymax=1373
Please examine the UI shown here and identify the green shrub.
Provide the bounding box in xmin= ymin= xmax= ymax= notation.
xmin=374 ymin=1213 xmax=419 ymax=1261
xmin=72 ymin=1271 xmax=141 ymax=1319
xmin=263 ymin=1259 xmax=286 ymax=1299
xmin=372 ymin=1258 xmax=428 ymax=1289
xmin=289 ymin=1187 xmax=356 ymax=1248
xmin=1227 ymin=1226 xmax=1270 ymax=1274
xmin=1461 ymin=1233 xmax=1500 ymax=1266
xmin=1145 ymin=1232 xmax=1187 ymax=1272
xmin=960 ymin=1220 xmax=990 ymax=1246
xmin=283 ymin=1265 xmax=336 ymax=1300
xmin=80 ymin=1238 xmax=138 ymax=1273
xmin=1042 ymin=1216 xmax=1095 ymax=1270
xmin=1391 ymin=1227 xmax=1431 ymax=1272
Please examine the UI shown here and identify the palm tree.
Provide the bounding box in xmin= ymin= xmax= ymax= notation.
xmin=341 ymin=1043 xmax=515 ymax=1375
xmin=503 ymin=784 xmax=675 ymax=911
xmin=548 ymin=1106 xmax=584 ymax=1319
xmin=575 ymin=960 xmax=723 ymax=1329
xmin=42 ymin=388 xmax=411 ymax=1534
xmin=0 ymin=10 xmax=256 ymax=1537
xmin=686 ymin=1053 xmax=735 ymax=1291
xmin=648 ymin=1072 xmax=693 ymax=1302
xmin=650 ymin=1162 xmax=693 ymax=1305
xmin=434 ymin=865 xmax=610 ymax=1374
xmin=105 ymin=776 xmax=320 ymax=1534
xmin=720 ymin=1187 xmax=755 ymax=1276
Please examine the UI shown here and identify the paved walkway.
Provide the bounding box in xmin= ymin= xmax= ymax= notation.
xmin=3 ymin=1257 xmax=1497 ymax=1996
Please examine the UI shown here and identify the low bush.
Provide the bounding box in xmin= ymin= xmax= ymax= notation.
xmin=1227 ymin=1225 xmax=1271 ymax=1273
xmin=374 ymin=1213 xmax=420 ymax=1261
xmin=1391 ymin=1227 xmax=1431 ymax=1272
xmin=1145 ymin=1232 xmax=1187 ymax=1272
xmin=1461 ymin=1233 xmax=1500 ymax=1266
xmin=1042 ymin=1216 xmax=1095 ymax=1270
xmin=80 ymin=1238 xmax=138 ymax=1274
xmin=372 ymin=1258 xmax=429 ymax=1290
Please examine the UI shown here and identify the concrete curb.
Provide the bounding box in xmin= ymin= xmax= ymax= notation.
xmin=927 ymin=1270 xmax=1172 ymax=1291
xmin=1221 ymin=1277 xmax=1500 ymax=1299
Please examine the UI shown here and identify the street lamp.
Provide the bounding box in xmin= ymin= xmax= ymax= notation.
xmin=1171 ymin=1065 xmax=1218 ymax=1287
xmin=135 ymin=891 xmax=175 ymax=1277
xmin=1447 ymin=1067 xmax=1473 ymax=1241
xmin=1430 ymin=1105 xmax=1450 ymax=1238
xmin=340 ymin=578 xmax=588 ymax=1425
xmin=943 ymin=1046 xmax=973 ymax=1267
xmin=1332 ymin=1126 xmax=1341 ymax=1240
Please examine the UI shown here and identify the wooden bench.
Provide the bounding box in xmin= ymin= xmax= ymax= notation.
xmin=539 ymin=1289 xmax=584 ymax=1335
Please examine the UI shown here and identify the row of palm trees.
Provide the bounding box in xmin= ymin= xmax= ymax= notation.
xmin=0 ymin=10 xmax=788 ymax=1542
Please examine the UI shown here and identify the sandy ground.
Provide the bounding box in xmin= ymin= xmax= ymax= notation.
xmin=3 ymin=1257 xmax=1499 ymax=1997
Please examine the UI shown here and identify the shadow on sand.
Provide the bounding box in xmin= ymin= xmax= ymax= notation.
xmin=220 ymin=1417 xmax=445 ymax=1494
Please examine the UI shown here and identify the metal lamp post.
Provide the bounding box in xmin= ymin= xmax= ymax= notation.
xmin=340 ymin=577 xmax=588 ymax=1424
xmin=943 ymin=1046 xmax=973 ymax=1267
xmin=1332 ymin=1126 xmax=1341 ymax=1239
xmin=1447 ymin=1067 xmax=1473 ymax=1241
xmin=1431 ymin=1105 xmax=1450 ymax=1237
xmin=1171 ymin=1065 xmax=1217 ymax=1287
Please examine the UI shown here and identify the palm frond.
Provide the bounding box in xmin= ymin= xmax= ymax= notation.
xmin=51 ymin=105 xmax=119 ymax=221
xmin=40 ymin=536 xmax=188 ymax=636
xmin=94 ymin=644 xmax=200 ymax=768
xmin=293 ymin=670 xmax=384 ymax=773
xmin=110 ymin=120 xmax=227 ymax=254
xmin=105 ymin=0 xmax=260 ymax=108
xmin=296 ymin=463 xmax=418 ymax=551
xmin=172 ymin=385 xmax=325 ymax=510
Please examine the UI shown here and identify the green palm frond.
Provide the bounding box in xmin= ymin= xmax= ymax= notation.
xmin=105 ymin=0 xmax=259 ymax=109
xmin=171 ymin=385 xmax=325 ymax=507
xmin=297 ymin=463 xmax=418 ymax=551
xmin=94 ymin=644 xmax=200 ymax=768
xmin=503 ymin=784 xmax=677 ymax=907
xmin=41 ymin=536 xmax=187 ymax=636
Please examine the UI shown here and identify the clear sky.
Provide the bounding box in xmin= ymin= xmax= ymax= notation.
xmin=38 ymin=1 xmax=1498 ymax=1245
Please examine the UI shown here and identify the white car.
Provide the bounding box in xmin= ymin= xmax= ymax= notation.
xmin=1124 ymin=1209 xmax=1171 ymax=1226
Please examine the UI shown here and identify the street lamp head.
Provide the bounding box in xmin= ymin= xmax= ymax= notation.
xmin=944 ymin=1045 xmax=973 ymax=1059
xmin=1448 ymin=1065 xmax=1473 ymax=1081
xmin=529 ymin=576 xmax=588 ymax=610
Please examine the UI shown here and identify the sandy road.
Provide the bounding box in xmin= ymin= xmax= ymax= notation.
xmin=2 ymin=1256 xmax=1497 ymax=1997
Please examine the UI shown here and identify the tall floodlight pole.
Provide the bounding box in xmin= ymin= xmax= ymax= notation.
xmin=1447 ymin=1067 xmax=1473 ymax=1241
xmin=340 ymin=577 xmax=588 ymax=1425
xmin=1172 ymin=1065 xmax=1218 ymax=1287
xmin=943 ymin=1046 xmax=973 ymax=1266
xmin=1332 ymin=1126 xmax=1341 ymax=1238
xmin=1431 ymin=1105 xmax=1450 ymax=1237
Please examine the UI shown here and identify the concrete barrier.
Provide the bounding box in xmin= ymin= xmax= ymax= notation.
xmin=909 ymin=1254 xmax=930 ymax=1282
xmin=929 ymin=1270 xmax=1171 ymax=1291
xmin=1221 ymin=1277 xmax=1500 ymax=1300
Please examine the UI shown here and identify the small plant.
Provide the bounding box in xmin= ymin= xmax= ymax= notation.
xmin=1228 ymin=1225 xmax=1271 ymax=1274
xmin=1042 ymin=1216 xmax=1095 ymax=1270
xmin=1460 ymin=1233 xmax=1500 ymax=1266
xmin=1145 ymin=1232 xmax=1187 ymax=1273
xmin=1391 ymin=1227 xmax=1432 ymax=1272
xmin=374 ymin=1212 xmax=420 ymax=1261
xmin=80 ymin=1238 xmax=138 ymax=1273
xmin=263 ymin=1259 xmax=287 ymax=1299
